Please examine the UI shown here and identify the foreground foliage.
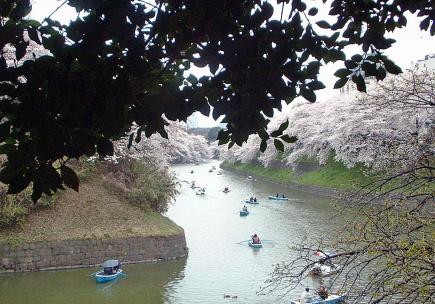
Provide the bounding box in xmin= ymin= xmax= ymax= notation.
xmin=0 ymin=0 xmax=433 ymax=199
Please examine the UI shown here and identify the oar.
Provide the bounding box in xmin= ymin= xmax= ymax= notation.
xmin=89 ymin=270 xmax=99 ymax=277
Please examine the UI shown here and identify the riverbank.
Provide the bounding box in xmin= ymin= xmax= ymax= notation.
xmin=0 ymin=160 xmax=188 ymax=272
xmin=220 ymin=161 xmax=373 ymax=199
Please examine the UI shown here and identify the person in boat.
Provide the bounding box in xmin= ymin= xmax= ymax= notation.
xmin=250 ymin=196 xmax=254 ymax=202
xmin=318 ymin=285 xmax=328 ymax=300
xmin=224 ymin=187 xmax=229 ymax=192
xmin=243 ymin=205 xmax=248 ymax=212
xmin=276 ymin=193 xmax=279 ymax=197
xmin=253 ymin=197 xmax=257 ymax=202
xmin=252 ymin=234 xmax=261 ymax=244
xmin=190 ymin=170 xmax=194 ymax=173
xmin=282 ymin=194 xmax=286 ymax=198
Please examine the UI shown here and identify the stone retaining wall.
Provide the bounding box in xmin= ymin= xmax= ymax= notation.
xmin=0 ymin=233 xmax=188 ymax=273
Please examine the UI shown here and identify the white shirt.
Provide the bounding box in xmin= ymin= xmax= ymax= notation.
xmin=300 ymin=290 xmax=311 ymax=304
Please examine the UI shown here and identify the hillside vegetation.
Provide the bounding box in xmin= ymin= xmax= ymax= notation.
xmin=0 ymin=160 xmax=181 ymax=245
xmin=221 ymin=160 xmax=374 ymax=191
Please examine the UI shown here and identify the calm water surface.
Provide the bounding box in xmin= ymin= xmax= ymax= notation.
xmin=0 ymin=160 xmax=346 ymax=304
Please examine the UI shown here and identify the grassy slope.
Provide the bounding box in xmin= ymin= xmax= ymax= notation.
xmin=222 ymin=161 xmax=374 ymax=190
xmin=0 ymin=173 xmax=182 ymax=245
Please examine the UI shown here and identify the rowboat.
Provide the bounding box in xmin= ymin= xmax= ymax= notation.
xmin=239 ymin=210 xmax=249 ymax=216
xmin=196 ymin=191 xmax=205 ymax=195
xmin=268 ymin=196 xmax=289 ymax=201
xmin=248 ymin=241 xmax=262 ymax=248
xmin=290 ymin=294 xmax=346 ymax=304
xmin=309 ymin=263 xmax=341 ymax=277
xmin=245 ymin=200 xmax=259 ymax=204
xmin=94 ymin=260 xmax=123 ymax=283
xmin=223 ymin=190 xmax=230 ymax=193
xmin=246 ymin=176 xmax=253 ymax=180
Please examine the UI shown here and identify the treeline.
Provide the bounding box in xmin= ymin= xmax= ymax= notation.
xmin=221 ymin=70 xmax=435 ymax=178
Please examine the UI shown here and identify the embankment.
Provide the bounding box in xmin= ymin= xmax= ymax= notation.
xmin=0 ymin=160 xmax=188 ymax=272
xmin=220 ymin=161 xmax=373 ymax=199
xmin=0 ymin=234 xmax=187 ymax=272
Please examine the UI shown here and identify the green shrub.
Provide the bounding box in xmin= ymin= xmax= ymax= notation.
xmin=0 ymin=186 xmax=31 ymax=228
xmin=101 ymin=158 xmax=178 ymax=213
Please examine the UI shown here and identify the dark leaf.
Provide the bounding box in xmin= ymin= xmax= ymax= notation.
xmin=96 ymin=138 xmax=114 ymax=156
xmin=60 ymin=165 xmax=80 ymax=192
xmin=280 ymin=135 xmax=297 ymax=143
xmin=0 ymin=122 xmax=10 ymax=142
xmin=274 ymin=139 xmax=284 ymax=152
xmin=334 ymin=77 xmax=348 ymax=89
xmin=316 ymin=21 xmax=331 ymax=29
xmin=258 ymin=128 xmax=269 ymax=141
xmin=27 ymin=28 xmax=41 ymax=44
xmin=127 ymin=133 xmax=134 ymax=149
xmin=260 ymin=140 xmax=267 ymax=153
xmin=7 ymin=177 xmax=31 ymax=194
xmin=300 ymin=87 xmax=316 ymax=103
xmin=270 ymin=130 xmax=282 ymax=137
xmin=308 ymin=8 xmax=318 ymax=16
xmin=383 ymin=59 xmax=402 ymax=74
xmin=344 ymin=60 xmax=358 ymax=69
xmin=420 ymin=17 xmax=430 ymax=31
xmin=376 ymin=67 xmax=387 ymax=81
xmin=354 ymin=74 xmax=366 ymax=92
xmin=278 ymin=120 xmax=289 ymax=133
xmin=334 ymin=68 xmax=351 ymax=78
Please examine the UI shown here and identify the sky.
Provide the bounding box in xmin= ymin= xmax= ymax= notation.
xmin=30 ymin=0 xmax=435 ymax=127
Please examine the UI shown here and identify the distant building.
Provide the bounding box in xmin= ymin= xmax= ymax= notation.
xmin=186 ymin=113 xmax=199 ymax=129
xmin=415 ymin=54 xmax=435 ymax=70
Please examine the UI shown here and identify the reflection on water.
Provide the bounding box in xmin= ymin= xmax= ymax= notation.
xmin=0 ymin=259 xmax=186 ymax=304
xmin=0 ymin=160 xmax=350 ymax=304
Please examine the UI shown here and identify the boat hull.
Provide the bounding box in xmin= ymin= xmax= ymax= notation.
xmin=239 ymin=210 xmax=249 ymax=216
xmin=290 ymin=294 xmax=346 ymax=304
xmin=95 ymin=269 xmax=123 ymax=283
xmin=268 ymin=196 xmax=289 ymax=201
xmin=249 ymin=241 xmax=262 ymax=248
xmin=309 ymin=264 xmax=341 ymax=277
xmin=245 ymin=200 xmax=259 ymax=204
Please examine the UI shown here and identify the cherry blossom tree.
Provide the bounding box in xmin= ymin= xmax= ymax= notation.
xmin=109 ymin=120 xmax=212 ymax=166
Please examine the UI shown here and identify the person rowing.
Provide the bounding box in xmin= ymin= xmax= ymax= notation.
xmin=243 ymin=205 xmax=248 ymax=212
xmin=251 ymin=234 xmax=261 ymax=244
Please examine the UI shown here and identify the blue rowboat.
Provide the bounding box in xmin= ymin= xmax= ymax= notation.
xmin=240 ymin=210 xmax=249 ymax=216
xmin=95 ymin=269 xmax=123 ymax=283
xmin=249 ymin=241 xmax=262 ymax=248
xmin=290 ymin=294 xmax=346 ymax=304
xmin=268 ymin=196 xmax=289 ymax=201
xmin=245 ymin=200 xmax=259 ymax=204
xmin=95 ymin=260 xmax=123 ymax=283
